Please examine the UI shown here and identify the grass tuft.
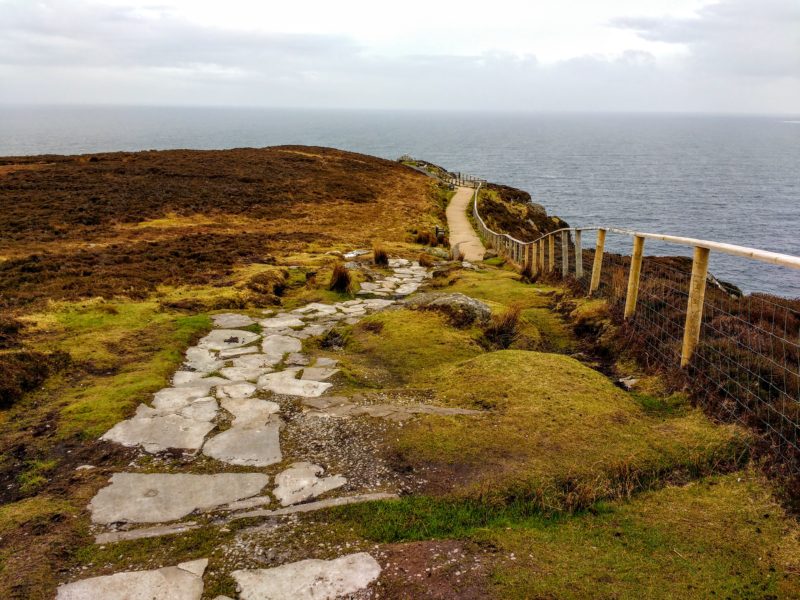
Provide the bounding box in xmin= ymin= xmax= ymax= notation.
xmin=482 ymin=304 xmax=522 ymax=349
xmin=372 ymin=244 xmax=389 ymax=266
xmin=328 ymin=263 xmax=352 ymax=293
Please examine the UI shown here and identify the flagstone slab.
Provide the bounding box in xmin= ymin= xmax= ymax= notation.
xmin=202 ymin=419 xmax=282 ymax=467
xmin=216 ymin=381 xmax=258 ymax=399
xmin=219 ymin=366 xmax=268 ymax=383
xmin=212 ymin=313 xmax=256 ymax=328
xmin=152 ymin=381 xmax=227 ymax=411
xmin=258 ymin=370 xmax=332 ymax=398
xmin=231 ymin=553 xmax=381 ymax=600
xmin=184 ymin=347 xmax=224 ymax=373
xmin=221 ymin=397 xmax=280 ymax=427
xmin=173 ymin=371 xmax=205 ymax=385
xmin=300 ymin=367 xmax=339 ymax=381
xmin=218 ymin=346 xmax=260 ymax=359
xmin=101 ymin=413 xmax=215 ymax=453
xmin=89 ymin=473 xmax=269 ymax=524
xmin=260 ymin=316 xmax=305 ymax=329
xmin=261 ymin=335 xmax=302 ymax=360
xmin=273 ymin=462 xmax=347 ymax=506
xmin=56 ymin=559 xmax=208 ymax=600
xmin=232 ymin=354 xmax=279 ymax=369
xmin=198 ymin=329 xmax=260 ymax=351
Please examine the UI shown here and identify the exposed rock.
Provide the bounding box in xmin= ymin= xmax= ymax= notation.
xmin=300 ymin=367 xmax=339 ymax=381
xmin=285 ymin=352 xmax=310 ymax=366
xmin=219 ymin=367 xmax=268 ymax=383
xmin=95 ymin=521 xmax=201 ymax=544
xmin=216 ymin=381 xmax=258 ymax=399
xmin=273 ymin=462 xmax=347 ymax=506
xmin=152 ymin=381 xmax=226 ymax=411
xmin=184 ymin=347 xmax=224 ymax=373
xmin=617 ymin=376 xmax=640 ymax=391
xmin=232 ymin=354 xmax=279 ymax=369
xmin=218 ymin=346 xmax=260 ymax=359
xmin=231 ymin=553 xmax=381 ymax=600
xmin=403 ymin=292 xmax=491 ymax=327
xmin=314 ymin=357 xmax=338 ymax=368
xmin=221 ymin=397 xmax=280 ymax=427
xmin=198 ymin=329 xmax=260 ymax=351
xmin=56 ymin=559 xmax=208 ymax=600
xmin=212 ymin=313 xmax=256 ymax=328
xmin=89 ymin=473 xmax=269 ymax=524
xmin=258 ymin=369 xmax=332 ymax=398
xmin=226 ymin=493 xmax=398 ymax=519
xmin=260 ymin=315 xmax=305 ymax=329
xmin=173 ymin=371 xmax=205 ymax=385
xmin=202 ymin=418 xmax=283 ymax=467
xmin=261 ymin=334 xmax=302 ymax=360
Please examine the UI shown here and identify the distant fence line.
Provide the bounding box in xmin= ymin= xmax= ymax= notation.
xmin=470 ymin=183 xmax=800 ymax=473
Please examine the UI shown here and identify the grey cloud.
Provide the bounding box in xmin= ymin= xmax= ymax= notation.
xmin=613 ymin=0 xmax=800 ymax=78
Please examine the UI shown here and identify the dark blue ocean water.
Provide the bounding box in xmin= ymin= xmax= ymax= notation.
xmin=1 ymin=107 xmax=799 ymax=296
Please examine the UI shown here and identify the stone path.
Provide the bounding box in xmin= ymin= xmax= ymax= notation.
xmin=63 ymin=257 xmax=478 ymax=599
xmin=446 ymin=186 xmax=486 ymax=262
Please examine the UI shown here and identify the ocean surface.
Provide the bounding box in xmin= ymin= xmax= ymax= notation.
xmin=1 ymin=107 xmax=799 ymax=297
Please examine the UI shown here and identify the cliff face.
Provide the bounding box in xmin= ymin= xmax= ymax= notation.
xmin=478 ymin=182 xmax=568 ymax=241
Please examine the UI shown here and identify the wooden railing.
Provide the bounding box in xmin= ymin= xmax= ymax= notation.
xmin=471 ymin=184 xmax=800 ymax=470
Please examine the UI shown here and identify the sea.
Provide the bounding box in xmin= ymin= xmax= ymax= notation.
xmin=1 ymin=107 xmax=799 ymax=297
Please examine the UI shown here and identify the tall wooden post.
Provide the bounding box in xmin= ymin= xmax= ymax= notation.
xmin=561 ymin=231 xmax=569 ymax=278
xmin=575 ymin=230 xmax=583 ymax=278
xmin=530 ymin=243 xmax=538 ymax=276
xmin=538 ymin=240 xmax=545 ymax=272
xmin=548 ymin=235 xmax=555 ymax=272
xmin=589 ymin=229 xmax=606 ymax=295
xmin=681 ymin=246 xmax=710 ymax=367
xmin=525 ymin=243 xmax=533 ymax=272
xmin=624 ymin=235 xmax=645 ymax=319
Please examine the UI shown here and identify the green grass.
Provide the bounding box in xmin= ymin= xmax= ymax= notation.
xmin=17 ymin=459 xmax=58 ymax=495
xmin=340 ymin=309 xmax=484 ymax=387
xmin=395 ymin=350 xmax=750 ymax=507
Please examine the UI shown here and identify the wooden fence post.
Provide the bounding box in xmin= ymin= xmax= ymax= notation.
xmin=680 ymin=246 xmax=710 ymax=367
xmin=538 ymin=240 xmax=545 ymax=272
xmin=575 ymin=230 xmax=583 ymax=278
xmin=589 ymin=229 xmax=606 ymax=295
xmin=548 ymin=235 xmax=555 ymax=272
xmin=561 ymin=231 xmax=569 ymax=278
xmin=530 ymin=243 xmax=538 ymax=276
xmin=624 ymin=235 xmax=645 ymax=319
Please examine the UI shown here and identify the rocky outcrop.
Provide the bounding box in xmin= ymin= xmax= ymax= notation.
xmin=402 ymin=292 xmax=491 ymax=327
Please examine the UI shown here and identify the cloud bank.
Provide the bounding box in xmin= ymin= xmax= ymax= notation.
xmin=0 ymin=0 xmax=797 ymax=113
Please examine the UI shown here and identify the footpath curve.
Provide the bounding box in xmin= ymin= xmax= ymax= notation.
xmin=446 ymin=186 xmax=485 ymax=262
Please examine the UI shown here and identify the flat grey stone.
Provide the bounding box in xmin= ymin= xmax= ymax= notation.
xmin=202 ymin=419 xmax=282 ymax=467
xmin=341 ymin=299 xmax=363 ymax=306
xmin=173 ymin=371 xmax=205 ymax=385
xmin=198 ymin=329 xmax=260 ymax=351
xmin=89 ymin=473 xmax=269 ymax=524
xmin=56 ymin=559 xmax=208 ymax=600
xmin=388 ymin=258 xmax=410 ymax=267
xmin=300 ymin=367 xmax=339 ymax=381
xmin=273 ymin=462 xmax=346 ymax=506
xmin=216 ymin=381 xmax=258 ymax=399
xmin=221 ymin=397 xmax=280 ymax=427
xmin=95 ymin=521 xmax=201 ymax=544
xmin=101 ymin=412 xmax=215 ymax=453
xmin=232 ymin=354 xmax=279 ymax=370
xmin=285 ymin=352 xmax=310 ymax=366
xmin=218 ymin=346 xmax=260 ymax=359
xmin=314 ymin=357 xmax=338 ymax=368
xmin=184 ymin=347 xmax=224 ymax=373
xmin=258 ymin=369 xmax=332 ymax=398
xmin=301 ymin=396 xmax=350 ymax=410
xmin=260 ymin=316 xmax=305 ymax=329
xmin=152 ymin=381 xmax=226 ymax=411
xmin=304 ymin=302 xmax=338 ymax=314
xmin=402 ymin=292 xmax=491 ymax=326
xmin=362 ymin=298 xmax=395 ymax=310
xmin=213 ymin=313 xmax=256 ymax=328
xmin=231 ymin=553 xmax=380 ymax=600
xmin=261 ymin=335 xmax=302 ymax=360
xmin=229 ymin=493 xmax=398 ymax=521
xmin=219 ymin=367 xmax=267 ymax=383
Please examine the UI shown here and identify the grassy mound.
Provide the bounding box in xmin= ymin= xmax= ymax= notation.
xmin=395 ymin=350 xmax=749 ymax=507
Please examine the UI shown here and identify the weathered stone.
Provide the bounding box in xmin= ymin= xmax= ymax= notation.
xmin=101 ymin=412 xmax=215 ymax=453
xmin=260 ymin=316 xmax=305 ymax=329
xmin=301 ymin=396 xmax=350 ymax=410
xmin=95 ymin=521 xmax=201 ymax=544
xmin=361 ymin=298 xmax=395 ymax=310
xmin=228 ymin=493 xmax=398 ymax=520
xmin=219 ymin=367 xmax=267 ymax=383
xmin=173 ymin=371 xmax=205 ymax=385
xmin=89 ymin=473 xmax=269 ymax=524
xmin=300 ymin=367 xmax=339 ymax=381
xmin=261 ymin=335 xmax=302 ymax=360
xmin=218 ymin=346 xmax=260 ymax=359
xmin=216 ymin=381 xmax=258 ymax=399
xmin=273 ymin=462 xmax=346 ymax=506
xmin=314 ymin=357 xmax=338 ymax=368
xmin=403 ymin=292 xmax=491 ymax=326
xmin=231 ymin=553 xmax=380 ymax=600
xmin=56 ymin=559 xmax=208 ymax=600
xmin=232 ymin=354 xmax=279 ymax=369
xmin=152 ymin=381 xmax=226 ymax=411
xmin=258 ymin=369 xmax=332 ymax=398
xmin=202 ymin=419 xmax=282 ymax=467
xmin=285 ymin=352 xmax=310 ymax=366
xmin=213 ymin=313 xmax=256 ymax=328
xmin=184 ymin=347 xmax=224 ymax=373
xmin=198 ymin=329 xmax=260 ymax=351
xmin=221 ymin=398 xmax=280 ymax=427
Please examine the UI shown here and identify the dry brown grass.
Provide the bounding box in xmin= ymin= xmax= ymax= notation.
xmin=329 ymin=263 xmax=352 ymax=293
xmin=482 ymin=304 xmax=523 ymax=349
xmin=373 ymin=244 xmax=389 ymax=266
xmin=418 ymin=253 xmax=435 ymax=268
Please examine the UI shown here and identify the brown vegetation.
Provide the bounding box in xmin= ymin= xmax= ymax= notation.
xmin=373 ymin=244 xmax=389 ymax=266
xmin=479 ymin=184 xmax=567 ymax=241
xmin=0 ymin=351 xmax=70 ymax=409
xmin=328 ymin=263 xmax=352 ymax=293
xmin=481 ymin=305 xmax=522 ymax=349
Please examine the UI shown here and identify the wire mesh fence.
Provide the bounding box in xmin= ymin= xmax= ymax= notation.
xmin=472 ymin=185 xmax=800 ymax=475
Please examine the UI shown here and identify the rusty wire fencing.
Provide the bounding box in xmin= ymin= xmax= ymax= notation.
xmin=471 ymin=185 xmax=800 ymax=474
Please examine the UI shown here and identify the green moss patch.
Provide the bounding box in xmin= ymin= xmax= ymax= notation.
xmin=395 ymin=350 xmax=749 ymax=507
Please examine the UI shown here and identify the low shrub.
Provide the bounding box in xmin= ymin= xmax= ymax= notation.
xmin=418 ymin=253 xmax=435 ymax=268
xmin=373 ymin=244 xmax=389 ymax=266
xmin=482 ymin=304 xmax=522 ymax=349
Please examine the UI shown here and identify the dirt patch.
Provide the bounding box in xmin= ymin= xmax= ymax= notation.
xmin=0 ymin=163 xmax=53 ymax=177
xmin=374 ymin=539 xmax=496 ymax=599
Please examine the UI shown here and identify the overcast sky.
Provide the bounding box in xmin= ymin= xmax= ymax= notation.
xmin=1 ymin=0 xmax=798 ymax=113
